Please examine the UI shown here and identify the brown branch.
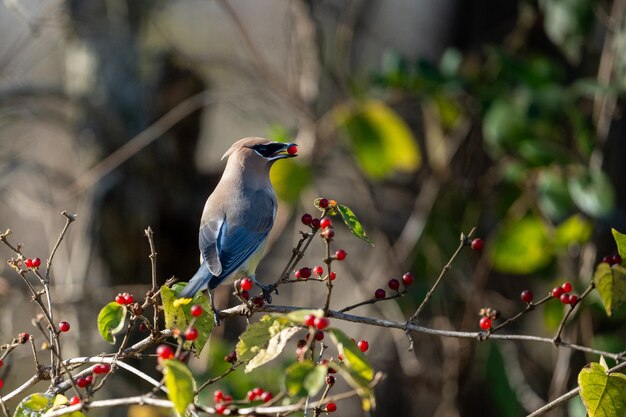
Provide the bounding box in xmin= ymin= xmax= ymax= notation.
xmin=552 ymin=283 xmax=595 ymax=345
xmin=144 ymin=227 xmax=160 ymax=332
xmin=195 ymin=362 xmax=241 ymax=395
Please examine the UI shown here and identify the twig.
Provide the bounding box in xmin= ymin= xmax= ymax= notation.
xmin=0 ymin=395 xmax=9 ymax=417
xmin=338 ymin=290 xmax=407 ymax=313
xmin=195 ymin=362 xmax=241 ymax=395
xmin=490 ymin=294 xmax=553 ymax=334
xmin=144 ymin=227 xmax=160 ymax=332
xmin=407 ymin=228 xmax=476 ymax=323
xmin=552 ymin=283 xmax=595 ymax=345
xmin=45 ymin=211 xmax=76 ymax=283
xmin=322 ymin=239 xmax=333 ymax=314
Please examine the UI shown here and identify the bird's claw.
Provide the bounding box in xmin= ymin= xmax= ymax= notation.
xmin=259 ymin=284 xmax=273 ymax=304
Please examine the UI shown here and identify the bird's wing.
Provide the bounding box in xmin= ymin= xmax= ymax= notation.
xmin=199 ymin=217 xmax=224 ymax=276
xmin=217 ymin=190 xmax=275 ymax=279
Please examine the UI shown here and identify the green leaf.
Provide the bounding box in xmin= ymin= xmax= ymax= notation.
xmin=283 ymin=362 xmax=327 ymax=398
xmin=335 ymin=100 xmax=421 ymax=179
xmin=44 ymin=395 xmax=86 ymax=417
xmin=578 ymin=362 xmax=626 ymax=417
xmin=555 ymin=214 xmax=592 ymax=249
xmin=14 ymin=393 xmax=54 ymax=417
xmin=490 ymin=216 xmax=552 ymax=274
xmin=162 ymin=359 xmax=195 ymax=416
xmin=482 ymin=98 xmax=525 ymax=157
xmin=328 ymin=328 xmax=375 ymax=410
xmin=236 ymin=315 xmax=300 ymax=372
xmin=612 ymin=229 xmax=626 ymax=260
xmin=568 ymin=168 xmax=615 ymax=218
xmin=593 ymin=263 xmax=626 ymax=317
xmin=97 ymin=302 xmax=126 ymax=344
xmin=337 ymin=204 xmax=374 ymax=246
xmin=161 ymin=284 xmax=214 ymax=356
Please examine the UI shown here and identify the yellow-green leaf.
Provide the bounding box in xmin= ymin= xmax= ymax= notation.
xmin=270 ymin=159 xmax=311 ymax=204
xmin=555 ymin=214 xmax=592 ymax=248
xmin=611 ymin=229 xmax=626 ymax=260
xmin=328 ymin=328 xmax=375 ymax=410
xmin=337 ymin=204 xmax=374 ymax=246
xmin=97 ymin=302 xmax=126 ymax=344
xmin=162 ymin=359 xmax=195 ymax=416
xmin=14 ymin=393 xmax=54 ymax=417
xmin=490 ymin=216 xmax=552 ymax=274
xmin=161 ymin=284 xmax=214 ymax=356
xmin=593 ymin=263 xmax=626 ymax=317
xmin=578 ymin=362 xmax=626 ymax=417
xmin=335 ymin=99 xmax=421 ymax=179
xmin=283 ymin=362 xmax=327 ymax=398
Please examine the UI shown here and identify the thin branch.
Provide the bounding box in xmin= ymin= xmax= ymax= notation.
xmin=552 ymin=283 xmax=595 ymax=345
xmin=195 ymin=362 xmax=241 ymax=395
xmin=45 ymin=211 xmax=76 ymax=283
xmin=144 ymin=227 xmax=160 ymax=332
xmin=338 ymin=290 xmax=406 ymax=313
xmin=407 ymin=228 xmax=476 ymax=323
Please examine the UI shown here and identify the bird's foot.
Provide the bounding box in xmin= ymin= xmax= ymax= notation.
xmin=258 ymin=284 xmax=274 ymax=304
xmin=212 ymin=307 xmax=221 ymax=327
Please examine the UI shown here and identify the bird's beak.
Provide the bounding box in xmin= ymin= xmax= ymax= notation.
xmin=267 ymin=142 xmax=298 ymax=161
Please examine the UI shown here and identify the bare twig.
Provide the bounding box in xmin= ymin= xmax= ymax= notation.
xmin=195 ymin=362 xmax=241 ymax=395
xmin=144 ymin=227 xmax=160 ymax=332
xmin=45 ymin=211 xmax=76 ymax=283
xmin=407 ymin=228 xmax=476 ymax=323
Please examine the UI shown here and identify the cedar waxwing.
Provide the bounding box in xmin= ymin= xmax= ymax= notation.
xmin=179 ymin=137 xmax=297 ymax=324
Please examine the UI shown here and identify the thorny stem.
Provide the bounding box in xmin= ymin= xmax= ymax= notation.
xmin=144 ymin=227 xmax=160 ymax=332
xmin=552 ymin=283 xmax=595 ymax=346
xmin=408 ymin=228 xmax=476 ymax=323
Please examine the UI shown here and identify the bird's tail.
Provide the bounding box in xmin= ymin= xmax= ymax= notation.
xmin=178 ymin=262 xmax=212 ymax=298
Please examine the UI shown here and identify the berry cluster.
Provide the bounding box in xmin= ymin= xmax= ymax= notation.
xmin=24 ymin=257 xmax=42 ymax=268
xmin=551 ymin=281 xmax=579 ymax=306
xmin=246 ymin=387 xmax=273 ymax=403
xmin=602 ymin=254 xmax=622 ymax=266
xmin=372 ymin=272 xmax=414 ymax=300
xmin=212 ymin=387 xmax=274 ymax=415
xmin=114 ymin=292 xmax=134 ymax=305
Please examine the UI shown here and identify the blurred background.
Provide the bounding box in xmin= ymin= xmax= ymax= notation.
xmin=1 ymin=0 xmax=626 ymax=416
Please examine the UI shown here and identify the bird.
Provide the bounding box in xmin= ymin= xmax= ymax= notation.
xmin=178 ymin=137 xmax=297 ymax=324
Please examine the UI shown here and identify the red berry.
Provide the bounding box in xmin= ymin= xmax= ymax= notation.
xmin=296 ymin=267 xmax=312 ymax=279
xmin=560 ymin=293 xmax=570 ymax=304
xmin=602 ymin=255 xmax=613 ymax=264
xmin=320 ymin=217 xmax=332 ymax=229
xmin=241 ymin=290 xmax=250 ymax=300
xmin=18 ymin=332 xmax=30 ymax=344
xmin=388 ymin=279 xmax=400 ymax=291
xmin=223 ymin=395 xmax=233 ymax=403
xmin=314 ymin=331 xmax=324 ymax=341
xmin=402 ymin=272 xmax=414 ymax=286
xmin=470 ymin=238 xmax=484 ymax=251
xmin=335 ymin=249 xmax=347 ymax=261
xmin=304 ymin=314 xmax=316 ymax=327
xmin=247 ymin=390 xmax=257 ymax=401
xmin=0 ymin=359 xmax=3 ymax=368
xmin=224 ymin=351 xmax=237 ymax=363
xmin=76 ymin=377 xmax=88 ymax=388
xmin=213 ymin=390 xmax=225 ymax=403
xmin=337 ymin=353 xmax=344 ymax=362
xmin=311 ymin=218 xmax=321 ymax=229
xmin=0 ymin=378 xmax=3 ymax=390
xmin=326 ymin=402 xmax=337 ymax=412
xmin=93 ymin=363 xmax=110 ymax=375
xmin=122 ymin=292 xmax=134 ymax=304
xmin=552 ymin=287 xmax=564 ymax=299
xmin=613 ymin=255 xmax=622 ymax=265
xmin=326 ymin=375 xmax=335 ymax=385
xmin=58 ymin=321 xmax=70 ymax=333
xmin=301 ymin=213 xmax=313 ymax=226
xmin=69 ymin=396 xmax=80 ymax=406
xmin=252 ymin=297 xmax=264 ymax=307
xmin=185 ymin=327 xmax=199 ymax=341
xmin=287 ymin=145 xmax=298 ymax=155
xmin=520 ymin=290 xmax=533 ymax=304
xmin=190 ymin=305 xmax=203 ymax=317
xmin=214 ymin=403 xmax=227 ymax=415
xmin=374 ymin=289 xmax=386 ymax=299
xmin=252 ymin=387 xmax=264 ymax=397
xmin=314 ymin=317 xmax=330 ymax=330
xmin=240 ymin=277 xmax=253 ymax=291
xmin=479 ymin=316 xmax=492 ymax=330
xmin=319 ymin=198 xmax=329 ymax=209
xmin=261 ymin=391 xmax=273 ymax=403
xmin=313 ymin=265 xmax=324 ymax=276
xmin=569 ymin=294 xmax=579 ymax=305
xmin=115 ymin=293 xmax=125 ymax=305
xmin=329 ymin=271 xmax=337 ymax=280
xmin=85 ymin=375 xmax=93 ymax=385
xmin=357 ymin=340 xmax=369 ymax=352
xmin=32 ymin=257 xmax=41 ymax=267
xmin=25 ymin=258 xmax=33 ymax=268
xmin=322 ymin=227 xmax=335 ymax=239
xmin=156 ymin=345 xmax=175 ymax=361
xmin=561 ymin=282 xmax=572 ymax=293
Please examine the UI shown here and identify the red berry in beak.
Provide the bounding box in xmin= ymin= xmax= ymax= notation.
xmin=287 ymin=145 xmax=298 ymax=155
